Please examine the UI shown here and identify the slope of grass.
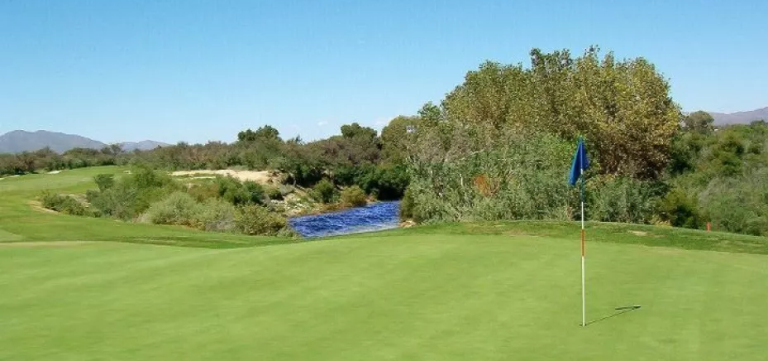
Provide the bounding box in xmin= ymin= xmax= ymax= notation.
xmin=0 ymin=167 xmax=298 ymax=248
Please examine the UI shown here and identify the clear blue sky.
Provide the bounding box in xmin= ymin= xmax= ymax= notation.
xmin=2 ymin=0 xmax=766 ymax=144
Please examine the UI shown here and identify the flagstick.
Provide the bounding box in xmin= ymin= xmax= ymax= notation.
xmin=580 ymin=168 xmax=586 ymax=327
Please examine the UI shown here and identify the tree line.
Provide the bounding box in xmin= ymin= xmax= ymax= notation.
xmin=9 ymin=45 xmax=768 ymax=237
xmin=401 ymin=46 xmax=768 ymax=237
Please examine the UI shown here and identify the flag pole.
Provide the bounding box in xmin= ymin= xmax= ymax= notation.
xmin=580 ymin=166 xmax=586 ymax=327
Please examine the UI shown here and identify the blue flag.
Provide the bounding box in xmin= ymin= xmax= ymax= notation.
xmin=568 ymin=137 xmax=589 ymax=186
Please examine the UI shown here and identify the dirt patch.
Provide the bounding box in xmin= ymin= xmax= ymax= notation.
xmin=28 ymin=201 xmax=58 ymax=214
xmin=629 ymin=230 xmax=649 ymax=237
xmin=0 ymin=241 xmax=96 ymax=248
xmin=171 ymin=170 xmax=281 ymax=185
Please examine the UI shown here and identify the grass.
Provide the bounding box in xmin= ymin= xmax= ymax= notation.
xmin=1 ymin=167 xmax=768 ymax=360
xmin=0 ymin=167 xmax=297 ymax=248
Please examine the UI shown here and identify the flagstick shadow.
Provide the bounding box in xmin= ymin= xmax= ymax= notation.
xmin=585 ymin=306 xmax=641 ymax=326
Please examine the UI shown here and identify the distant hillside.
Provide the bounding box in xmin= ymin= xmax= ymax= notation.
xmin=0 ymin=130 xmax=170 ymax=154
xmin=120 ymin=140 xmax=170 ymax=152
xmin=709 ymin=107 xmax=768 ymax=125
xmin=0 ymin=130 xmax=107 ymax=154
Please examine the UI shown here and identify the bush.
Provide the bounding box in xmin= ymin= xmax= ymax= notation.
xmin=188 ymin=182 xmax=219 ymax=202
xmin=407 ymin=132 xmax=574 ymax=223
xmin=400 ymin=187 xmax=415 ymax=221
xmin=193 ymin=198 xmax=237 ymax=232
xmin=312 ymin=179 xmax=337 ymax=204
xmin=265 ymin=186 xmax=283 ymax=201
xmin=658 ymin=188 xmax=705 ymax=229
xmin=216 ymin=176 xmax=264 ymax=205
xmin=235 ymin=205 xmax=288 ymax=236
xmin=144 ymin=192 xmax=199 ymax=226
xmin=589 ymin=176 xmax=663 ymax=224
xmin=88 ymin=167 xmax=181 ymax=220
xmin=93 ymin=174 xmax=115 ymax=192
xmin=699 ymin=170 xmax=768 ymax=236
xmin=340 ymin=185 xmax=367 ymax=207
xmin=39 ymin=191 xmax=87 ymax=216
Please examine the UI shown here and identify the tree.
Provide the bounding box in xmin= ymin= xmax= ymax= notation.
xmin=434 ymin=46 xmax=680 ymax=179
xmin=381 ymin=115 xmax=420 ymax=164
xmin=238 ymin=125 xmax=281 ymax=143
xmin=683 ymin=111 xmax=715 ymax=134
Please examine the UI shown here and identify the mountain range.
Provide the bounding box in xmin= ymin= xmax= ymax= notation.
xmin=0 ymin=130 xmax=169 ymax=154
xmin=709 ymin=107 xmax=768 ymax=125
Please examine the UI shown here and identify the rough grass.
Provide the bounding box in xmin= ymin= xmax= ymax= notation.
xmin=1 ymin=167 xmax=768 ymax=360
xmin=0 ymin=167 xmax=297 ymax=248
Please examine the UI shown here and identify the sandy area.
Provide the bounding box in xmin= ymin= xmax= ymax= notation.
xmin=171 ymin=170 xmax=278 ymax=184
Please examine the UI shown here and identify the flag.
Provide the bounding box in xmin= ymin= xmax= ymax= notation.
xmin=568 ymin=137 xmax=589 ymax=186
xmin=569 ymin=136 xmax=590 ymax=327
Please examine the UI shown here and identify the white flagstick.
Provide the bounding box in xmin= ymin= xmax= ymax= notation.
xmin=581 ymin=168 xmax=586 ymax=327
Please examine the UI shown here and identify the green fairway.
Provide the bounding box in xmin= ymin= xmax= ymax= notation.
xmin=2 ymin=168 xmax=768 ymax=360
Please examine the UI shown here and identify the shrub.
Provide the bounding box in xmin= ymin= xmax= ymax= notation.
xmin=699 ymin=170 xmax=768 ymax=236
xmin=658 ymin=188 xmax=705 ymax=229
xmin=193 ymin=198 xmax=237 ymax=232
xmin=188 ymin=182 xmax=219 ymax=202
xmin=399 ymin=187 xmax=415 ymax=221
xmin=39 ymin=191 xmax=87 ymax=216
xmin=144 ymin=192 xmax=199 ymax=226
xmin=407 ymin=132 xmax=574 ymax=223
xmin=216 ymin=176 xmax=264 ymax=205
xmin=312 ymin=179 xmax=337 ymax=204
xmin=340 ymin=185 xmax=367 ymax=207
xmin=88 ymin=168 xmax=180 ymax=220
xmin=93 ymin=174 xmax=115 ymax=192
xmin=234 ymin=205 xmax=288 ymax=236
xmin=589 ymin=176 xmax=663 ymax=224
xmin=265 ymin=186 xmax=283 ymax=201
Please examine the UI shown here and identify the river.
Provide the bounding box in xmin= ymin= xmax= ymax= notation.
xmin=288 ymin=201 xmax=401 ymax=238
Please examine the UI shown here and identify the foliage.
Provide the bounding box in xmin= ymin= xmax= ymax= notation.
xmin=437 ymin=46 xmax=680 ymax=179
xmin=216 ymin=176 xmax=264 ymax=206
xmin=698 ymin=169 xmax=768 ymax=236
xmin=399 ymin=187 xmax=416 ymax=221
xmin=408 ymin=130 xmax=576 ymax=223
xmin=187 ymin=182 xmax=219 ymax=202
xmin=340 ymin=185 xmax=367 ymax=207
xmin=87 ymin=166 xmax=180 ymax=220
xmin=312 ymin=179 xmax=338 ymax=204
xmin=39 ymin=191 xmax=88 ymax=216
xmin=265 ymin=186 xmax=283 ymax=201
xmin=588 ymin=176 xmax=664 ymax=224
xmin=93 ymin=174 xmax=115 ymax=192
xmin=143 ymin=192 xmax=200 ymax=227
xmin=193 ymin=198 xmax=237 ymax=232
xmin=658 ymin=188 xmax=705 ymax=229
xmin=683 ymin=111 xmax=715 ymax=134
xmin=234 ymin=205 xmax=288 ymax=236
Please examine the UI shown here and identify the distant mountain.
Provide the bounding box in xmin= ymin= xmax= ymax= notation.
xmin=0 ymin=130 xmax=170 ymax=154
xmin=119 ymin=140 xmax=170 ymax=152
xmin=709 ymin=107 xmax=768 ymax=126
xmin=0 ymin=130 xmax=107 ymax=154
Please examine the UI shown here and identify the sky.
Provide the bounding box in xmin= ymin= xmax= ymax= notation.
xmin=1 ymin=0 xmax=766 ymax=144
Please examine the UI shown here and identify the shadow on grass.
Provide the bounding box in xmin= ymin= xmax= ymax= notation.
xmin=586 ymin=305 xmax=641 ymax=326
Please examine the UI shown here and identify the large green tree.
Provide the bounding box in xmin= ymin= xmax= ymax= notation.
xmin=433 ymin=46 xmax=681 ymax=179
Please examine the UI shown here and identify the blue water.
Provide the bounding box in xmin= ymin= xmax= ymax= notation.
xmin=288 ymin=201 xmax=401 ymax=238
